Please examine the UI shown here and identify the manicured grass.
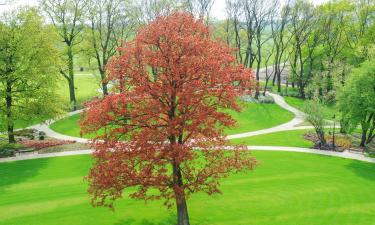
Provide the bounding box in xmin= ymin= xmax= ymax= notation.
xmin=50 ymin=102 xmax=294 ymax=138
xmin=57 ymin=72 xmax=100 ymax=108
xmin=1 ymin=151 xmax=375 ymax=225
xmin=225 ymin=102 xmax=294 ymax=135
xmin=284 ymin=96 xmax=339 ymax=120
xmin=49 ymin=114 xmax=98 ymax=139
xmin=230 ymin=129 xmax=314 ymax=148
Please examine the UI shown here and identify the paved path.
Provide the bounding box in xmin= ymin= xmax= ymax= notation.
xmin=227 ymin=92 xmax=307 ymax=139
xmin=29 ymin=92 xmax=311 ymax=143
xmin=1 ymin=147 xmax=374 ymax=164
xmin=1 ymin=92 xmax=370 ymax=164
xmin=28 ymin=109 xmax=89 ymax=143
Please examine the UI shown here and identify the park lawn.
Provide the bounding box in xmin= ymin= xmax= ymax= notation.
xmin=50 ymin=102 xmax=294 ymax=138
xmin=284 ymin=96 xmax=339 ymax=120
xmin=49 ymin=114 xmax=98 ymax=139
xmin=224 ymin=102 xmax=293 ymax=135
xmin=57 ymin=72 xmax=100 ymax=108
xmin=230 ymin=129 xmax=314 ymax=148
xmin=1 ymin=151 xmax=375 ymax=225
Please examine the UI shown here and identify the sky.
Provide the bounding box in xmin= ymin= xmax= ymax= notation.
xmin=0 ymin=0 xmax=329 ymax=20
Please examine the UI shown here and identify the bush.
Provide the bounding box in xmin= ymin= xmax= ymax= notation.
xmin=0 ymin=142 xmax=23 ymax=157
xmin=19 ymin=139 xmax=76 ymax=150
xmin=323 ymin=91 xmax=336 ymax=104
xmin=326 ymin=135 xmax=352 ymax=149
xmin=13 ymin=129 xmax=36 ymax=139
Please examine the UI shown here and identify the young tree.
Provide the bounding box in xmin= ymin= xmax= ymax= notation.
xmin=271 ymin=0 xmax=292 ymax=92
xmin=303 ymin=100 xmax=327 ymax=148
xmin=338 ymin=59 xmax=375 ymax=147
xmin=0 ymin=8 xmax=62 ymax=143
xmin=40 ymin=0 xmax=87 ymax=110
xmin=80 ymin=13 xmax=257 ymax=225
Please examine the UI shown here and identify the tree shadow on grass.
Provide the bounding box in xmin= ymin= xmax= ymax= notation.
xmin=114 ymin=214 xmax=176 ymax=225
xmin=344 ymin=159 xmax=375 ymax=182
xmin=0 ymin=157 xmax=48 ymax=193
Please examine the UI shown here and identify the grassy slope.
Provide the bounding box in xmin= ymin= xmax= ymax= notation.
xmin=1 ymin=151 xmax=375 ymax=225
xmin=57 ymin=72 xmax=100 ymax=107
xmin=50 ymin=102 xmax=294 ymax=138
xmin=230 ymin=129 xmax=314 ymax=148
xmin=284 ymin=96 xmax=338 ymax=120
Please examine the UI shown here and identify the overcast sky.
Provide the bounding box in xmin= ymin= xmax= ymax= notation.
xmin=0 ymin=0 xmax=329 ymax=20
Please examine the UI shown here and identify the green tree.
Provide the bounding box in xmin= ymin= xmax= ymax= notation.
xmin=0 ymin=8 xmax=63 ymax=143
xmin=338 ymin=58 xmax=375 ymax=147
xmin=40 ymin=0 xmax=87 ymax=110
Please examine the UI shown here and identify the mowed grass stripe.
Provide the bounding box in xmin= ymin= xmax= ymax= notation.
xmin=0 ymin=152 xmax=375 ymax=225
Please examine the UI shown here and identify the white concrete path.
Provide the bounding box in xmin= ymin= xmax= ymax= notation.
xmin=1 ymin=147 xmax=374 ymax=164
xmin=28 ymin=109 xmax=89 ymax=143
xmin=227 ymin=92 xmax=307 ymax=139
xmin=1 ymin=92 xmax=371 ymax=164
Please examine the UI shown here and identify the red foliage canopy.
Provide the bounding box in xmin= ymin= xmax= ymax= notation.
xmin=81 ymin=12 xmax=257 ymax=209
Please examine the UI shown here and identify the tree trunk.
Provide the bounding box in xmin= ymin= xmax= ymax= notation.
xmin=173 ymin=161 xmax=190 ymax=225
xmin=360 ymin=131 xmax=367 ymax=147
xmin=67 ymin=45 xmax=77 ymax=110
xmin=68 ymin=78 xmax=77 ymax=111
xmin=5 ymin=81 xmax=15 ymax=143
xmin=100 ymin=70 xmax=108 ymax=96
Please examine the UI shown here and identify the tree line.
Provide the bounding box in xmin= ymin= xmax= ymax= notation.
xmin=0 ymin=0 xmax=374 ymax=145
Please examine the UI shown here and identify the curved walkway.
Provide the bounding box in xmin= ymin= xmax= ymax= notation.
xmin=227 ymin=92 xmax=307 ymax=139
xmin=1 ymin=92 xmax=370 ymax=164
xmin=1 ymin=146 xmax=374 ymax=164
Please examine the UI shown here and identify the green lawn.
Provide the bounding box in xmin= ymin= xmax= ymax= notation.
xmin=284 ymin=96 xmax=339 ymax=120
xmin=230 ymin=129 xmax=314 ymax=148
xmin=50 ymin=102 xmax=294 ymax=138
xmin=1 ymin=151 xmax=375 ymax=225
xmin=57 ymin=72 xmax=100 ymax=108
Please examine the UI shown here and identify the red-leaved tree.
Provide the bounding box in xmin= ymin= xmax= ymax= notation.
xmin=80 ymin=12 xmax=256 ymax=225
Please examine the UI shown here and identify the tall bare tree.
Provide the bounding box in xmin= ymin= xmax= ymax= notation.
xmin=184 ymin=0 xmax=214 ymax=22
xmin=87 ymin=0 xmax=134 ymax=96
xmin=244 ymin=0 xmax=276 ymax=98
xmin=134 ymin=0 xmax=176 ymax=24
xmin=271 ymin=0 xmax=292 ymax=92
xmin=40 ymin=0 xmax=87 ymax=110
xmin=225 ymin=0 xmax=243 ymax=62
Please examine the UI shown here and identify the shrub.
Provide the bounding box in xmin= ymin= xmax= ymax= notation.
xmin=0 ymin=142 xmax=24 ymax=157
xmin=323 ymin=91 xmax=336 ymax=105
xmin=13 ymin=129 xmax=36 ymax=139
xmin=19 ymin=139 xmax=76 ymax=150
xmin=303 ymin=100 xmax=327 ymax=147
xmin=325 ymin=135 xmax=352 ymax=149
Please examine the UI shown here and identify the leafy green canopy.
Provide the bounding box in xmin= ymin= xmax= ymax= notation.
xmin=338 ymin=58 xmax=375 ymax=146
xmin=0 ymin=8 xmax=63 ymax=131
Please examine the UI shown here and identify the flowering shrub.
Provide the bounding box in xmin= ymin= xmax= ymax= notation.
xmin=19 ymin=140 xmax=76 ymax=150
